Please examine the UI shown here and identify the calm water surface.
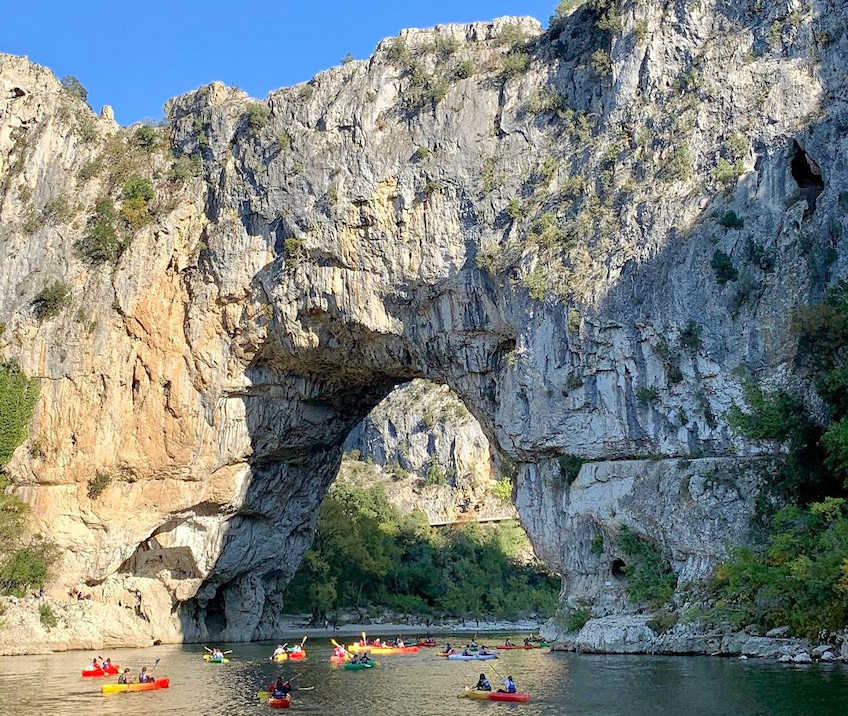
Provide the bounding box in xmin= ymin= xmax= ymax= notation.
xmin=0 ymin=634 xmax=846 ymax=715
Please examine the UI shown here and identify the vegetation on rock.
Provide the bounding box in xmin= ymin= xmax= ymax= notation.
xmin=283 ymin=482 xmax=558 ymax=622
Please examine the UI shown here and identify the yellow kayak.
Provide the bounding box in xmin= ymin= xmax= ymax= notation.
xmin=202 ymin=654 xmax=229 ymax=663
xmin=101 ymin=677 xmax=170 ymax=694
xmin=347 ymin=644 xmax=418 ymax=654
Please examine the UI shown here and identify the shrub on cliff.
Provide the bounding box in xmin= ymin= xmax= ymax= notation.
xmin=616 ymin=526 xmax=676 ymax=607
xmin=31 ymin=282 xmax=70 ymax=321
xmin=60 ymin=75 xmax=87 ymax=103
xmin=0 ymin=362 xmax=40 ymax=466
xmin=75 ymin=198 xmax=120 ymax=265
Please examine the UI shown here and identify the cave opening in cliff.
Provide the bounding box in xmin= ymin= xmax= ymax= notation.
xmin=204 ymin=590 xmax=227 ymax=635
xmin=791 ymin=140 xmax=824 ymax=212
xmin=611 ymin=559 xmax=626 ymax=580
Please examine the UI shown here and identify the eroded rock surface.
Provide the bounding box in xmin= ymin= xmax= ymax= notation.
xmin=0 ymin=0 xmax=846 ymax=651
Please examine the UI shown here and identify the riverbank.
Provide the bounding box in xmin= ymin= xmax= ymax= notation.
xmin=545 ymin=614 xmax=848 ymax=665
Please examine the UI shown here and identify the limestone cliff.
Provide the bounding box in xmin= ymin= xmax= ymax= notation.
xmin=341 ymin=379 xmax=512 ymax=524
xmin=0 ymin=0 xmax=846 ymax=652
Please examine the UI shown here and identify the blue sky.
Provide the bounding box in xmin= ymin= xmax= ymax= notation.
xmin=2 ymin=1 xmax=556 ymax=125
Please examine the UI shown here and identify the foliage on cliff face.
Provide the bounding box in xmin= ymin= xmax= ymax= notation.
xmin=707 ymin=498 xmax=848 ymax=640
xmin=283 ymin=482 xmax=558 ymax=622
xmin=616 ymin=526 xmax=676 ymax=608
xmin=0 ymin=363 xmax=53 ymax=596
xmin=0 ymin=362 xmax=39 ymax=466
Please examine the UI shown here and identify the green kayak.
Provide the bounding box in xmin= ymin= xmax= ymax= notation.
xmin=344 ymin=662 xmax=377 ymax=671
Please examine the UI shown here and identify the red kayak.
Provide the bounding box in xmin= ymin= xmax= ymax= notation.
xmin=490 ymin=692 xmax=531 ymax=703
xmin=269 ymin=695 xmax=291 ymax=708
xmin=82 ymin=665 xmax=119 ymax=677
xmin=495 ymin=645 xmax=539 ymax=650
xmin=417 ymin=641 xmax=437 ymax=647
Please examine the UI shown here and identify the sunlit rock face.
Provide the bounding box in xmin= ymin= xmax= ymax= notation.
xmin=0 ymin=0 xmax=846 ymax=651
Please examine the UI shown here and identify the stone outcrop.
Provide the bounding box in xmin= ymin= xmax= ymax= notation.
xmin=341 ymin=379 xmax=512 ymax=523
xmin=0 ymin=0 xmax=846 ymax=652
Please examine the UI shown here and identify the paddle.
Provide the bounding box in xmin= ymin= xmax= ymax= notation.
xmin=331 ymin=638 xmax=353 ymax=658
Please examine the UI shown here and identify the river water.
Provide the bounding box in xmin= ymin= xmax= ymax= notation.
xmin=0 ymin=634 xmax=845 ymax=715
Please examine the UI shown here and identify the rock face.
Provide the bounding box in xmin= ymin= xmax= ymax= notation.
xmin=0 ymin=0 xmax=847 ymax=651
xmin=341 ymin=379 xmax=512 ymax=523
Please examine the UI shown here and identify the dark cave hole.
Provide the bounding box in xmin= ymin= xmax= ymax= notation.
xmin=791 ymin=141 xmax=824 ymax=213
xmin=204 ymin=590 xmax=227 ymax=636
xmin=611 ymin=558 xmax=627 ymax=580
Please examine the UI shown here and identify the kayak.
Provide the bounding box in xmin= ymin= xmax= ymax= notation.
xmin=462 ymin=689 xmax=531 ymax=703
xmin=344 ymin=662 xmax=377 ymax=670
xmin=417 ymin=641 xmax=437 ymax=647
xmin=330 ymin=653 xmax=351 ymax=662
xmin=496 ymin=645 xmax=539 ymax=650
xmin=101 ymin=677 xmax=170 ymax=694
xmin=347 ymin=644 xmax=418 ymax=654
xmin=286 ymin=651 xmax=306 ymax=660
xmin=82 ymin=665 xmax=119 ymax=677
xmin=269 ymin=696 xmax=291 ymax=709
xmin=447 ymin=653 xmax=498 ymax=661
xmin=205 ymin=657 xmax=229 ymax=663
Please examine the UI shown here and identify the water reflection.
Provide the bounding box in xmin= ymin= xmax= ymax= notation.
xmin=0 ymin=635 xmax=845 ymax=715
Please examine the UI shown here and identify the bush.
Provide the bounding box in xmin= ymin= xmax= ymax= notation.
xmin=87 ymin=471 xmax=112 ymax=499
xmin=77 ymin=158 xmax=103 ymax=182
xmin=714 ymin=157 xmax=744 ymax=186
xmin=31 ymin=282 xmax=69 ymax=321
xmin=169 ymin=154 xmax=202 ymax=183
xmin=529 ymin=87 xmax=568 ymax=114
xmin=711 ymin=250 xmax=738 ymax=283
xmin=679 ymin=320 xmax=702 ymax=352
xmin=423 ymin=462 xmax=447 ymax=487
xmin=453 ymin=60 xmax=476 ymax=80
xmin=60 ymin=75 xmax=87 ymax=102
xmin=342 ymin=53 xmax=354 ymax=65
xmin=74 ymin=198 xmax=120 ymax=265
xmin=0 ymin=362 xmax=40 ymax=465
xmin=708 ymin=499 xmax=848 ymax=639
xmin=120 ymin=197 xmax=150 ymax=230
xmin=636 ymin=386 xmax=659 ymax=404
xmin=501 ymin=52 xmax=530 ymax=78
xmin=666 ymin=146 xmax=692 ymax=181
xmin=616 ymin=526 xmax=676 ymax=607
xmin=744 ymin=239 xmax=775 ymax=272
xmin=726 ymin=381 xmax=806 ymax=443
xmin=566 ymin=606 xmax=590 ymax=632
xmin=245 ymin=103 xmax=270 ymax=133
xmin=413 ymin=146 xmax=431 ymax=162
xmin=132 ymin=125 xmax=158 ymax=152
xmin=506 ymin=199 xmax=526 ymax=220
xmin=646 ymin=611 xmax=679 ymax=634
xmin=122 ymin=176 xmax=154 ymax=202
xmin=590 ymin=49 xmax=612 ymax=77
xmin=718 ymin=210 xmax=744 ymax=229
xmin=558 ymin=454 xmax=584 ymax=484
xmin=590 ymin=534 xmax=604 ymax=555
xmin=39 ymin=603 xmax=57 ymax=630
xmin=491 ymin=478 xmax=513 ymax=504
xmin=495 ymin=23 xmax=528 ymax=48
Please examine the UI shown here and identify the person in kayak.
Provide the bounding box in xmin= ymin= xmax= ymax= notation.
xmin=503 ymin=638 xmax=515 ymax=647
xmin=475 ymin=673 xmax=492 ymax=691
xmin=497 ymin=676 xmax=517 ymax=694
xmin=211 ymin=647 xmax=224 ymax=659
xmin=443 ymin=643 xmax=452 ymax=654
xmin=523 ymin=637 xmax=532 ymax=646
xmin=117 ymin=668 xmax=132 ymax=684
xmin=87 ymin=656 xmax=101 ymax=671
xmin=272 ymin=644 xmax=286 ymax=658
xmin=271 ymin=677 xmax=292 ymax=699
xmin=360 ymin=652 xmax=372 ymax=665
xmin=396 ymin=637 xmax=404 ymax=648
xmin=102 ymin=658 xmax=113 ymax=671
xmin=462 ymin=647 xmax=473 ymax=656
xmin=138 ymin=666 xmax=154 ymax=684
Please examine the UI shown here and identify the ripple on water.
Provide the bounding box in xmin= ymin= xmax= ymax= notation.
xmin=0 ymin=636 xmax=846 ymax=715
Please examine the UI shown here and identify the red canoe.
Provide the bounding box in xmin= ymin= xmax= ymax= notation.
xmin=269 ymin=696 xmax=291 ymax=708
xmin=489 ymin=692 xmax=531 ymax=703
xmin=416 ymin=641 xmax=437 ymax=647
xmin=82 ymin=665 xmax=120 ymax=677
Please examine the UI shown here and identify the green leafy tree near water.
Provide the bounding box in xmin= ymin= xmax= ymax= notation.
xmin=283 ymin=482 xmax=559 ymax=622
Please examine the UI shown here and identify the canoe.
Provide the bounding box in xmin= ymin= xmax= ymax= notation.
xmin=83 ymin=665 xmax=119 ymax=677
xmin=343 ymin=662 xmax=377 ymax=670
xmin=461 ymin=689 xmax=530 ymax=703
xmin=495 ymin=645 xmax=539 ymax=650
xmin=269 ymin=696 xmax=291 ymax=709
xmin=447 ymin=653 xmax=498 ymax=661
xmin=347 ymin=644 xmax=418 ymax=654
xmin=101 ymin=677 xmax=170 ymax=694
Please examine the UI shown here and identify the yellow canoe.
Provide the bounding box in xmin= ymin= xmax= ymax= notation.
xmin=101 ymin=677 xmax=170 ymax=694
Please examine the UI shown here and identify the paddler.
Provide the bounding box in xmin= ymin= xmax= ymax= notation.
xmin=523 ymin=637 xmax=532 ymax=647
xmin=396 ymin=636 xmax=404 ymax=648
xmin=443 ymin=643 xmax=452 ymax=654
xmin=212 ymin=648 xmax=224 ymax=660
xmin=87 ymin=656 xmax=101 ymax=671
xmin=271 ymin=676 xmax=292 ymax=699
xmin=497 ymin=675 xmax=517 ymax=694
xmin=117 ymin=668 xmax=132 ymax=684
xmin=360 ymin=652 xmax=372 ymax=665
xmin=474 ymin=673 xmax=492 ymax=691
xmin=272 ymin=644 xmax=286 ymax=658
xmin=504 ymin=638 xmax=515 ymax=647
xmin=138 ymin=666 xmax=154 ymax=684
xmin=102 ymin=657 xmax=113 ymax=671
